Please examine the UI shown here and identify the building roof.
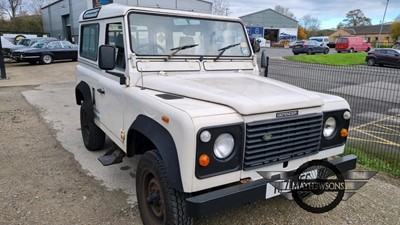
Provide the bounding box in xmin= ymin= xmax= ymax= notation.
xmin=341 ymin=23 xmax=392 ymax=35
xmin=240 ymin=8 xmax=298 ymax=23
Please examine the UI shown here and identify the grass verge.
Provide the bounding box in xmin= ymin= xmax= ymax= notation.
xmin=343 ymin=145 xmax=400 ymax=178
xmin=284 ymin=52 xmax=368 ymax=66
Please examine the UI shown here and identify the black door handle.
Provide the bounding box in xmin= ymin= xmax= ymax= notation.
xmin=97 ymin=88 xmax=105 ymax=94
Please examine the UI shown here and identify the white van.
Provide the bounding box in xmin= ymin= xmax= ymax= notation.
xmin=309 ymin=36 xmax=329 ymax=46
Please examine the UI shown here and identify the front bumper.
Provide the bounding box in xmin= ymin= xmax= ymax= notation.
xmin=186 ymin=154 xmax=357 ymax=218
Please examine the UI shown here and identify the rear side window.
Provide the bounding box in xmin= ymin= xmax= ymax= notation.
xmin=80 ymin=24 xmax=99 ymax=61
xmin=337 ymin=38 xmax=348 ymax=43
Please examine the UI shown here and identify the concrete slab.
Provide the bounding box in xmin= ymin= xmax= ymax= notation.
xmin=22 ymin=82 xmax=139 ymax=204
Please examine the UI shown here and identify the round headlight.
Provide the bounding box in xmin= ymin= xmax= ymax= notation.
xmin=200 ymin=130 xmax=211 ymax=142
xmin=324 ymin=117 xmax=337 ymax=137
xmin=213 ymin=133 xmax=235 ymax=159
xmin=343 ymin=111 xmax=351 ymax=120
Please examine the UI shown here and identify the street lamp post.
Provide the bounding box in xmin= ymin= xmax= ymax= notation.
xmin=377 ymin=0 xmax=389 ymax=48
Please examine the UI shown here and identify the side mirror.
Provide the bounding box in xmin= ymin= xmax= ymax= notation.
xmin=98 ymin=45 xmax=116 ymax=70
xmin=261 ymin=50 xmax=268 ymax=68
xmin=260 ymin=50 xmax=269 ymax=77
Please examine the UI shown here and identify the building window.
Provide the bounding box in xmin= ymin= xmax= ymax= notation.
xmin=80 ymin=24 xmax=99 ymax=61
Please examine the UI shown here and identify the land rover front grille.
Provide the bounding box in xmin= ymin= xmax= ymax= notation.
xmin=244 ymin=113 xmax=323 ymax=170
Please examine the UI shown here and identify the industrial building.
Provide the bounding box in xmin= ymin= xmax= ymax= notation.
xmin=41 ymin=0 xmax=212 ymax=43
xmin=240 ymin=9 xmax=298 ymax=43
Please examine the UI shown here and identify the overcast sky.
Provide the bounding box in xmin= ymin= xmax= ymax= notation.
xmin=228 ymin=0 xmax=400 ymax=29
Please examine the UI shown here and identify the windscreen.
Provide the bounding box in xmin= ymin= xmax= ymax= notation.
xmin=128 ymin=12 xmax=251 ymax=57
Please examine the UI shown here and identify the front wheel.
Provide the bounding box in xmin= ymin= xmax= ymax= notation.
xmin=366 ymin=47 xmax=370 ymax=52
xmin=367 ymin=58 xmax=375 ymax=66
xmin=324 ymin=48 xmax=329 ymax=54
xmin=80 ymin=100 xmax=105 ymax=151
xmin=307 ymin=49 xmax=313 ymax=55
xmin=349 ymin=48 xmax=354 ymax=53
xmin=137 ymin=151 xmax=193 ymax=225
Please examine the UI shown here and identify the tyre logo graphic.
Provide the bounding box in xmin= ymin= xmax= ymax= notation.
xmin=291 ymin=160 xmax=345 ymax=213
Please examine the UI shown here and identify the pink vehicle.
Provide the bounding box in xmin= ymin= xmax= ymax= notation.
xmin=335 ymin=36 xmax=371 ymax=53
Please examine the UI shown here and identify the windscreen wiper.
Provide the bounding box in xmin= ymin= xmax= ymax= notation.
xmin=169 ymin=44 xmax=199 ymax=58
xmin=214 ymin=43 xmax=240 ymax=61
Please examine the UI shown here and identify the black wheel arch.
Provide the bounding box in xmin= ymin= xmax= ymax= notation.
xmin=75 ymin=81 xmax=92 ymax=106
xmin=127 ymin=115 xmax=183 ymax=192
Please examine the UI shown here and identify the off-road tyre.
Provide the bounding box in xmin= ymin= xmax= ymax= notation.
xmin=80 ymin=100 xmax=105 ymax=151
xmin=136 ymin=151 xmax=193 ymax=225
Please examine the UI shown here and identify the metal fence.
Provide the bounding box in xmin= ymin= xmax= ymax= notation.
xmin=266 ymin=58 xmax=400 ymax=176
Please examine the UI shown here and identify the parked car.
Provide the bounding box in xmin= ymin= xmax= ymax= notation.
xmin=249 ymin=37 xmax=260 ymax=52
xmin=11 ymin=40 xmax=78 ymax=65
xmin=292 ymin=40 xmax=329 ymax=55
xmin=393 ymin=43 xmax=400 ymax=50
xmin=1 ymin=36 xmax=17 ymax=58
xmin=366 ymin=48 xmax=400 ymax=68
xmin=335 ymin=36 xmax=370 ymax=53
xmin=3 ymin=37 xmax=58 ymax=59
xmin=309 ymin=36 xmax=330 ymax=46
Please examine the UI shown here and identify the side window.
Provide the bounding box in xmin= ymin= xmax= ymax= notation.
xmin=61 ymin=41 xmax=71 ymax=48
xmin=106 ymin=23 xmax=125 ymax=69
xmin=80 ymin=24 xmax=99 ymax=61
xmin=48 ymin=41 xmax=63 ymax=49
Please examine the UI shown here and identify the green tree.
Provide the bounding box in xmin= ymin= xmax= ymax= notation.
xmin=390 ymin=22 xmax=400 ymax=42
xmin=341 ymin=9 xmax=371 ymax=27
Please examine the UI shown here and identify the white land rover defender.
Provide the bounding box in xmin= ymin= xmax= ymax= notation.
xmin=75 ymin=4 xmax=357 ymax=224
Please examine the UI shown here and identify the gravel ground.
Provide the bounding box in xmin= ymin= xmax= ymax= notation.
xmin=1 ymin=61 xmax=400 ymax=225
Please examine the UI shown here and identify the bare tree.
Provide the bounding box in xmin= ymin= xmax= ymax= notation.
xmin=29 ymin=0 xmax=54 ymax=15
xmin=300 ymin=14 xmax=320 ymax=31
xmin=274 ymin=5 xmax=296 ymax=20
xmin=212 ymin=0 xmax=231 ymax=16
xmin=0 ymin=0 xmax=23 ymax=19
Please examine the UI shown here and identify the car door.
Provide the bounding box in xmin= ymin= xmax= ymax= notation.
xmin=386 ymin=50 xmax=400 ymax=66
xmin=95 ymin=21 xmax=126 ymax=147
xmin=61 ymin=41 xmax=76 ymax=59
xmin=46 ymin=41 xmax=64 ymax=59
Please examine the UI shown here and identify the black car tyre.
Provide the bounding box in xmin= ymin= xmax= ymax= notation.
xmin=137 ymin=151 xmax=193 ymax=225
xmin=294 ymin=53 xmax=299 ymax=55
xmin=80 ymin=100 xmax=105 ymax=151
xmin=41 ymin=54 xmax=53 ymax=64
xmin=28 ymin=60 xmax=38 ymax=65
xmin=367 ymin=58 xmax=375 ymax=66
xmin=337 ymin=51 xmax=341 ymax=53
xmin=307 ymin=49 xmax=313 ymax=55
xmin=349 ymin=48 xmax=354 ymax=53
xmin=366 ymin=47 xmax=370 ymax=52
xmin=324 ymin=48 xmax=329 ymax=54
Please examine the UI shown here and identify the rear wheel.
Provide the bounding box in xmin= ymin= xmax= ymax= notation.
xmin=367 ymin=58 xmax=375 ymax=66
xmin=307 ymin=49 xmax=313 ymax=55
xmin=349 ymin=48 xmax=354 ymax=53
xmin=80 ymin=100 xmax=105 ymax=151
xmin=366 ymin=47 xmax=370 ymax=52
xmin=40 ymin=54 xmax=53 ymax=64
xmin=137 ymin=151 xmax=193 ymax=225
xmin=28 ymin=60 xmax=37 ymax=65
xmin=293 ymin=53 xmax=299 ymax=55
xmin=336 ymin=51 xmax=341 ymax=53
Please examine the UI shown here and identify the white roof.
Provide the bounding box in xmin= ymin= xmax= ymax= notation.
xmin=80 ymin=3 xmax=241 ymax=22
